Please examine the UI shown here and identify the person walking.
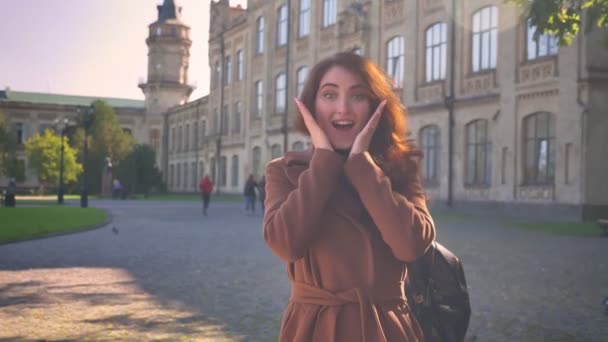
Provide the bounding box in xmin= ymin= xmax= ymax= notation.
xmin=263 ymin=52 xmax=436 ymax=341
xmin=257 ymin=175 xmax=266 ymax=215
xmin=244 ymin=174 xmax=257 ymax=216
xmin=198 ymin=174 xmax=213 ymax=216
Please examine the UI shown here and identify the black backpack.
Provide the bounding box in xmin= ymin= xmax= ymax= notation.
xmin=405 ymin=241 xmax=471 ymax=342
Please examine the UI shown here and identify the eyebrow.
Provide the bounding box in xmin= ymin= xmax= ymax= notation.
xmin=319 ymin=83 xmax=368 ymax=91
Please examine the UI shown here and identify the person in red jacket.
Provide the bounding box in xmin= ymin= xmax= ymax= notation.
xmin=198 ymin=174 xmax=213 ymax=216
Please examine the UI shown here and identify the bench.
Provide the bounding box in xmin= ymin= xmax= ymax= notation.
xmin=598 ymin=219 xmax=608 ymax=236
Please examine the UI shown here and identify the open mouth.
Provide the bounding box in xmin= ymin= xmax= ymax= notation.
xmin=331 ymin=120 xmax=355 ymax=131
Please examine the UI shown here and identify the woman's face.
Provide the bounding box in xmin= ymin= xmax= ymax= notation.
xmin=314 ymin=66 xmax=372 ymax=150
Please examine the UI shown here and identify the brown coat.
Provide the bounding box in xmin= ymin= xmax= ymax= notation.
xmin=263 ymin=149 xmax=436 ymax=342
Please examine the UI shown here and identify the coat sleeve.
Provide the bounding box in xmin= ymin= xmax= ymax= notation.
xmin=344 ymin=152 xmax=435 ymax=262
xmin=263 ymin=149 xmax=345 ymax=261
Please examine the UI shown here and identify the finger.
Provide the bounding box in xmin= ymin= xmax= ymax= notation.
xmin=366 ymin=100 xmax=387 ymax=131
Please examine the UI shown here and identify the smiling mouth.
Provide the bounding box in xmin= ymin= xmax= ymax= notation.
xmin=332 ymin=120 xmax=355 ymax=130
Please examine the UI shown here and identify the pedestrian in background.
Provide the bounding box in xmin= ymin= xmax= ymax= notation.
xmin=244 ymin=174 xmax=257 ymax=216
xmin=257 ymin=175 xmax=266 ymax=215
xmin=198 ymin=174 xmax=213 ymax=216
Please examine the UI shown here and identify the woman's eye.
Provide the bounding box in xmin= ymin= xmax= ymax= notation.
xmin=322 ymin=92 xmax=337 ymax=99
xmin=352 ymin=94 xmax=367 ymax=101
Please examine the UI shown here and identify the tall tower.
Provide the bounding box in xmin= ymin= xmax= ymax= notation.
xmin=139 ymin=0 xmax=194 ymax=164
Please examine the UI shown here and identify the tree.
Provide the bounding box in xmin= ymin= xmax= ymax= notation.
xmin=114 ymin=144 xmax=165 ymax=197
xmin=0 ymin=111 xmax=24 ymax=181
xmin=71 ymin=100 xmax=134 ymax=193
xmin=25 ymin=129 xmax=82 ymax=194
xmin=510 ymin=0 xmax=608 ymax=46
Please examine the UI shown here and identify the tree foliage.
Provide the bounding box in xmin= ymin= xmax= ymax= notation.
xmin=71 ymin=100 xmax=134 ymax=193
xmin=114 ymin=144 xmax=165 ymax=196
xmin=510 ymin=0 xmax=608 ymax=46
xmin=0 ymin=111 xmax=24 ymax=181
xmin=24 ymin=130 xmax=82 ymax=193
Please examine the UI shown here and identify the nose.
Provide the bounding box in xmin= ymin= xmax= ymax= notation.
xmin=335 ymin=96 xmax=349 ymax=115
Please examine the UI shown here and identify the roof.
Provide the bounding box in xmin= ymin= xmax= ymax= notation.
xmin=0 ymin=89 xmax=145 ymax=109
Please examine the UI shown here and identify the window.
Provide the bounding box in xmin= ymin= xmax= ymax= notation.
xmin=472 ymin=6 xmax=498 ymax=72
xmin=299 ymin=0 xmax=310 ymax=37
xmin=171 ymin=127 xmax=176 ymax=151
xmin=178 ymin=126 xmax=183 ymax=151
xmin=185 ymin=124 xmax=190 ymax=151
xmin=352 ymin=47 xmax=362 ymax=56
xmin=425 ymin=22 xmax=447 ymax=82
xmin=224 ymin=55 xmax=231 ymax=84
xmin=183 ymin=162 xmax=188 ymax=190
xmin=199 ymin=161 xmax=204 ymax=178
xmin=214 ymin=61 xmax=221 ymax=88
xmin=524 ymin=112 xmax=555 ymax=184
xmin=13 ymin=123 xmax=25 ymax=144
xmin=277 ymin=5 xmax=288 ymax=47
xmin=292 ymin=141 xmax=305 ymax=151
xmin=177 ymin=163 xmax=181 ymax=188
xmin=233 ymin=102 xmax=242 ymax=134
xmin=201 ymin=120 xmax=206 ymax=138
xmin=420 ymin=125 xmax=440 ymax=184
xmin=271 ymin=144 xmax=283 ymax=159
xmin=210 ymin=157 xmax=216 ymax=183
xmin=296 ymin=66 xmax=309 ymax=97
xmin=170 ymin=164 xmax=175 ymax=188
xmin=222 ymin=104 xmax=229 ymax=135
xmin=386 ymin=36 xmax=405 ymax=87
xmin=323 ymin=0 xmax=337 ymax=28
xmin=193 ymin=121 xmax=198 ymax=147
xmin=192 ymin=162 xmax=197 ymax=190
xmin=256 ymin=16 xmax=265 ymax=54
xmin=527 ymin=19 xmax=558 ymax=60
xmin=236 ymin=50 xmax=244 ymax=81
xmin=214 ymin=108 xmax=219 ymax=134
xmin=465 ymin=119 xmax=492 ymax=185
xmin=231 ymin=155 xmax=239 ymax=186
xmin=255 ymin=80 xmax=264 ymax=118
xmin=275 ymin=73 xmax=286 ymax=113
xmin=252 ymin=146 xmax=262 ymax=178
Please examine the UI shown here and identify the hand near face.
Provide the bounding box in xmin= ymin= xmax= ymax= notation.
xmin=348 ymin=100 xmax=387 ymax=159
xmin=294 ymin=98 xmax=334 ymax=151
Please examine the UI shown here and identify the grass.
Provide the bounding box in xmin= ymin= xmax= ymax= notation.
xmin=509 ymin=220 xmax=604 ymax=237
xmin=0 ymin=206 xmax=108 ymax=244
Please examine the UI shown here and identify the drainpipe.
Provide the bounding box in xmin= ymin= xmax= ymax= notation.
xmin=445 ymin=0 xmax=457 ymax=207
xmin=282 ymin=0 xmax=291 ymax=153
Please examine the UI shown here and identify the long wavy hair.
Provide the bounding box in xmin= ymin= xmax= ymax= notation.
xmin=295 ymin=52 xmax=420 ymax=186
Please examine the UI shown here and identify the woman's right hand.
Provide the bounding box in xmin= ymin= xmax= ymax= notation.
xmin=294 ymin=98 xmax=333 ymax=151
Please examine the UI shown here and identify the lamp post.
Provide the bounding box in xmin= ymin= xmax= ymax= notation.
xmin=80 ymin=104 xmax=95 ymax=208
xmin=53 ymin=117 xmax=70 ymax=204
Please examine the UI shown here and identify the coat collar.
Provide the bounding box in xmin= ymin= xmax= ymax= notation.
xmin=284 ymin=149 xmax=314 ymax=166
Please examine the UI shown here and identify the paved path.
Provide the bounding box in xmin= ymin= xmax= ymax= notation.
xmin=0 ymin=200 xmax=607 ymax=341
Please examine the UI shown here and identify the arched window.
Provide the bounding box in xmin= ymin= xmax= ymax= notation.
xmin=386 ymin=36 xmax=404 ymax=87
xmin=219 ymin=156 xmax=227 ymax=186
xmin=224 ymin=55 xmax=231 ymax=84
xmin=526 ymin=19 xmax=558 ymax=60
xmin=420 ymin=125 xmax=440 ymax=184
xmin=236 ymin=50 xmax=244 ymax=80
xmin=277 ymin=5 xmax=288 ymax=46
xmin=271 ymin=144 xmax=282 ymax=159
xmin=256 ymin=16 xmax=265 ymax=54
xmin=296 ymin=66 xmax=309 ymax=97
xmin=233 ymin=101 xmax=241 ymax=134
xmin=231 ymin=155 xmax=239 ymax=186
xmin=299 ymin=0 xmax=311 ymax=37
xmin=255 ymin=80 xmax=264 ymax=118
xmin=472 ymin=6 xmax=498 ymax=72
xmin=275 ymin=73 xmax=286 ymax=113
xmin=323 ymin=0 xmax=337 ymax=27
xmin=425 ymin=23 xmax=447 ymax=82
xmin=292 ymin=141 xmax=305 ymax=151
xmin=465 ymin=119 xmax=492 ymax=185
xmin=523 ymin=112 xmax=555 ymax=184
xmin=252 ymin=146 xmax=262 ymax=179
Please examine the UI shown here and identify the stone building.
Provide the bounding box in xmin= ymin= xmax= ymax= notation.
xmin=2 ymin=0 xmax=606 ymax=219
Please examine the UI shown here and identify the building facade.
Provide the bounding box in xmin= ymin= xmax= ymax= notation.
xmin=2 ymin=0 xmax=607 ymax=219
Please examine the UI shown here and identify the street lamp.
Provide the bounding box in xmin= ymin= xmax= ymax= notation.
xmin=53 ymin=117 xmax=70 ymax=204
xmin=79 ymin=104 xmax=95 ymax=208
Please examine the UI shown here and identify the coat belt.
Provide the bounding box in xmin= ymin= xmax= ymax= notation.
xmin=290 ymin=281 xmax=406 ymax=342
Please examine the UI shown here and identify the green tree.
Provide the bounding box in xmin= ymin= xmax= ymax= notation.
xmin=114 ymin=144 xmax=165 ymax=197
xmin=0 ymin=111 xmax=24 ymax=181
xmin=25 ymin=130 xmax=82 ymax=194
xmin=71 ymin=100 xmax=134 ymax=193
xmin=510 ymin=0 xmax=608 ymax=46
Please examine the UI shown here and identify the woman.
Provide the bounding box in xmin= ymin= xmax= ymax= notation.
xmin=263 ymin=52 xmax=436 ymax=341
xmin=244 ymin=174 xmax=257 ymax=215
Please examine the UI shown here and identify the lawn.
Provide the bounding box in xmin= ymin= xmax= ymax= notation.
xmin=0 ymin=206 xmax=108 ymax=244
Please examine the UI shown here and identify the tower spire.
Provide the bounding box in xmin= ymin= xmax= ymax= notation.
xmin=157 ymin=0 xmax=181 ymax=22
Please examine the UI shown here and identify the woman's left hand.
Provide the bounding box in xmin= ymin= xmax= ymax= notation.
xmin=348 ymin=100 xmax=387 ymax=159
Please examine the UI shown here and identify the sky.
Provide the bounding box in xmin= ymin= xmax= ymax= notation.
xmin=1 ymin=0 xmax=248 ymax=101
